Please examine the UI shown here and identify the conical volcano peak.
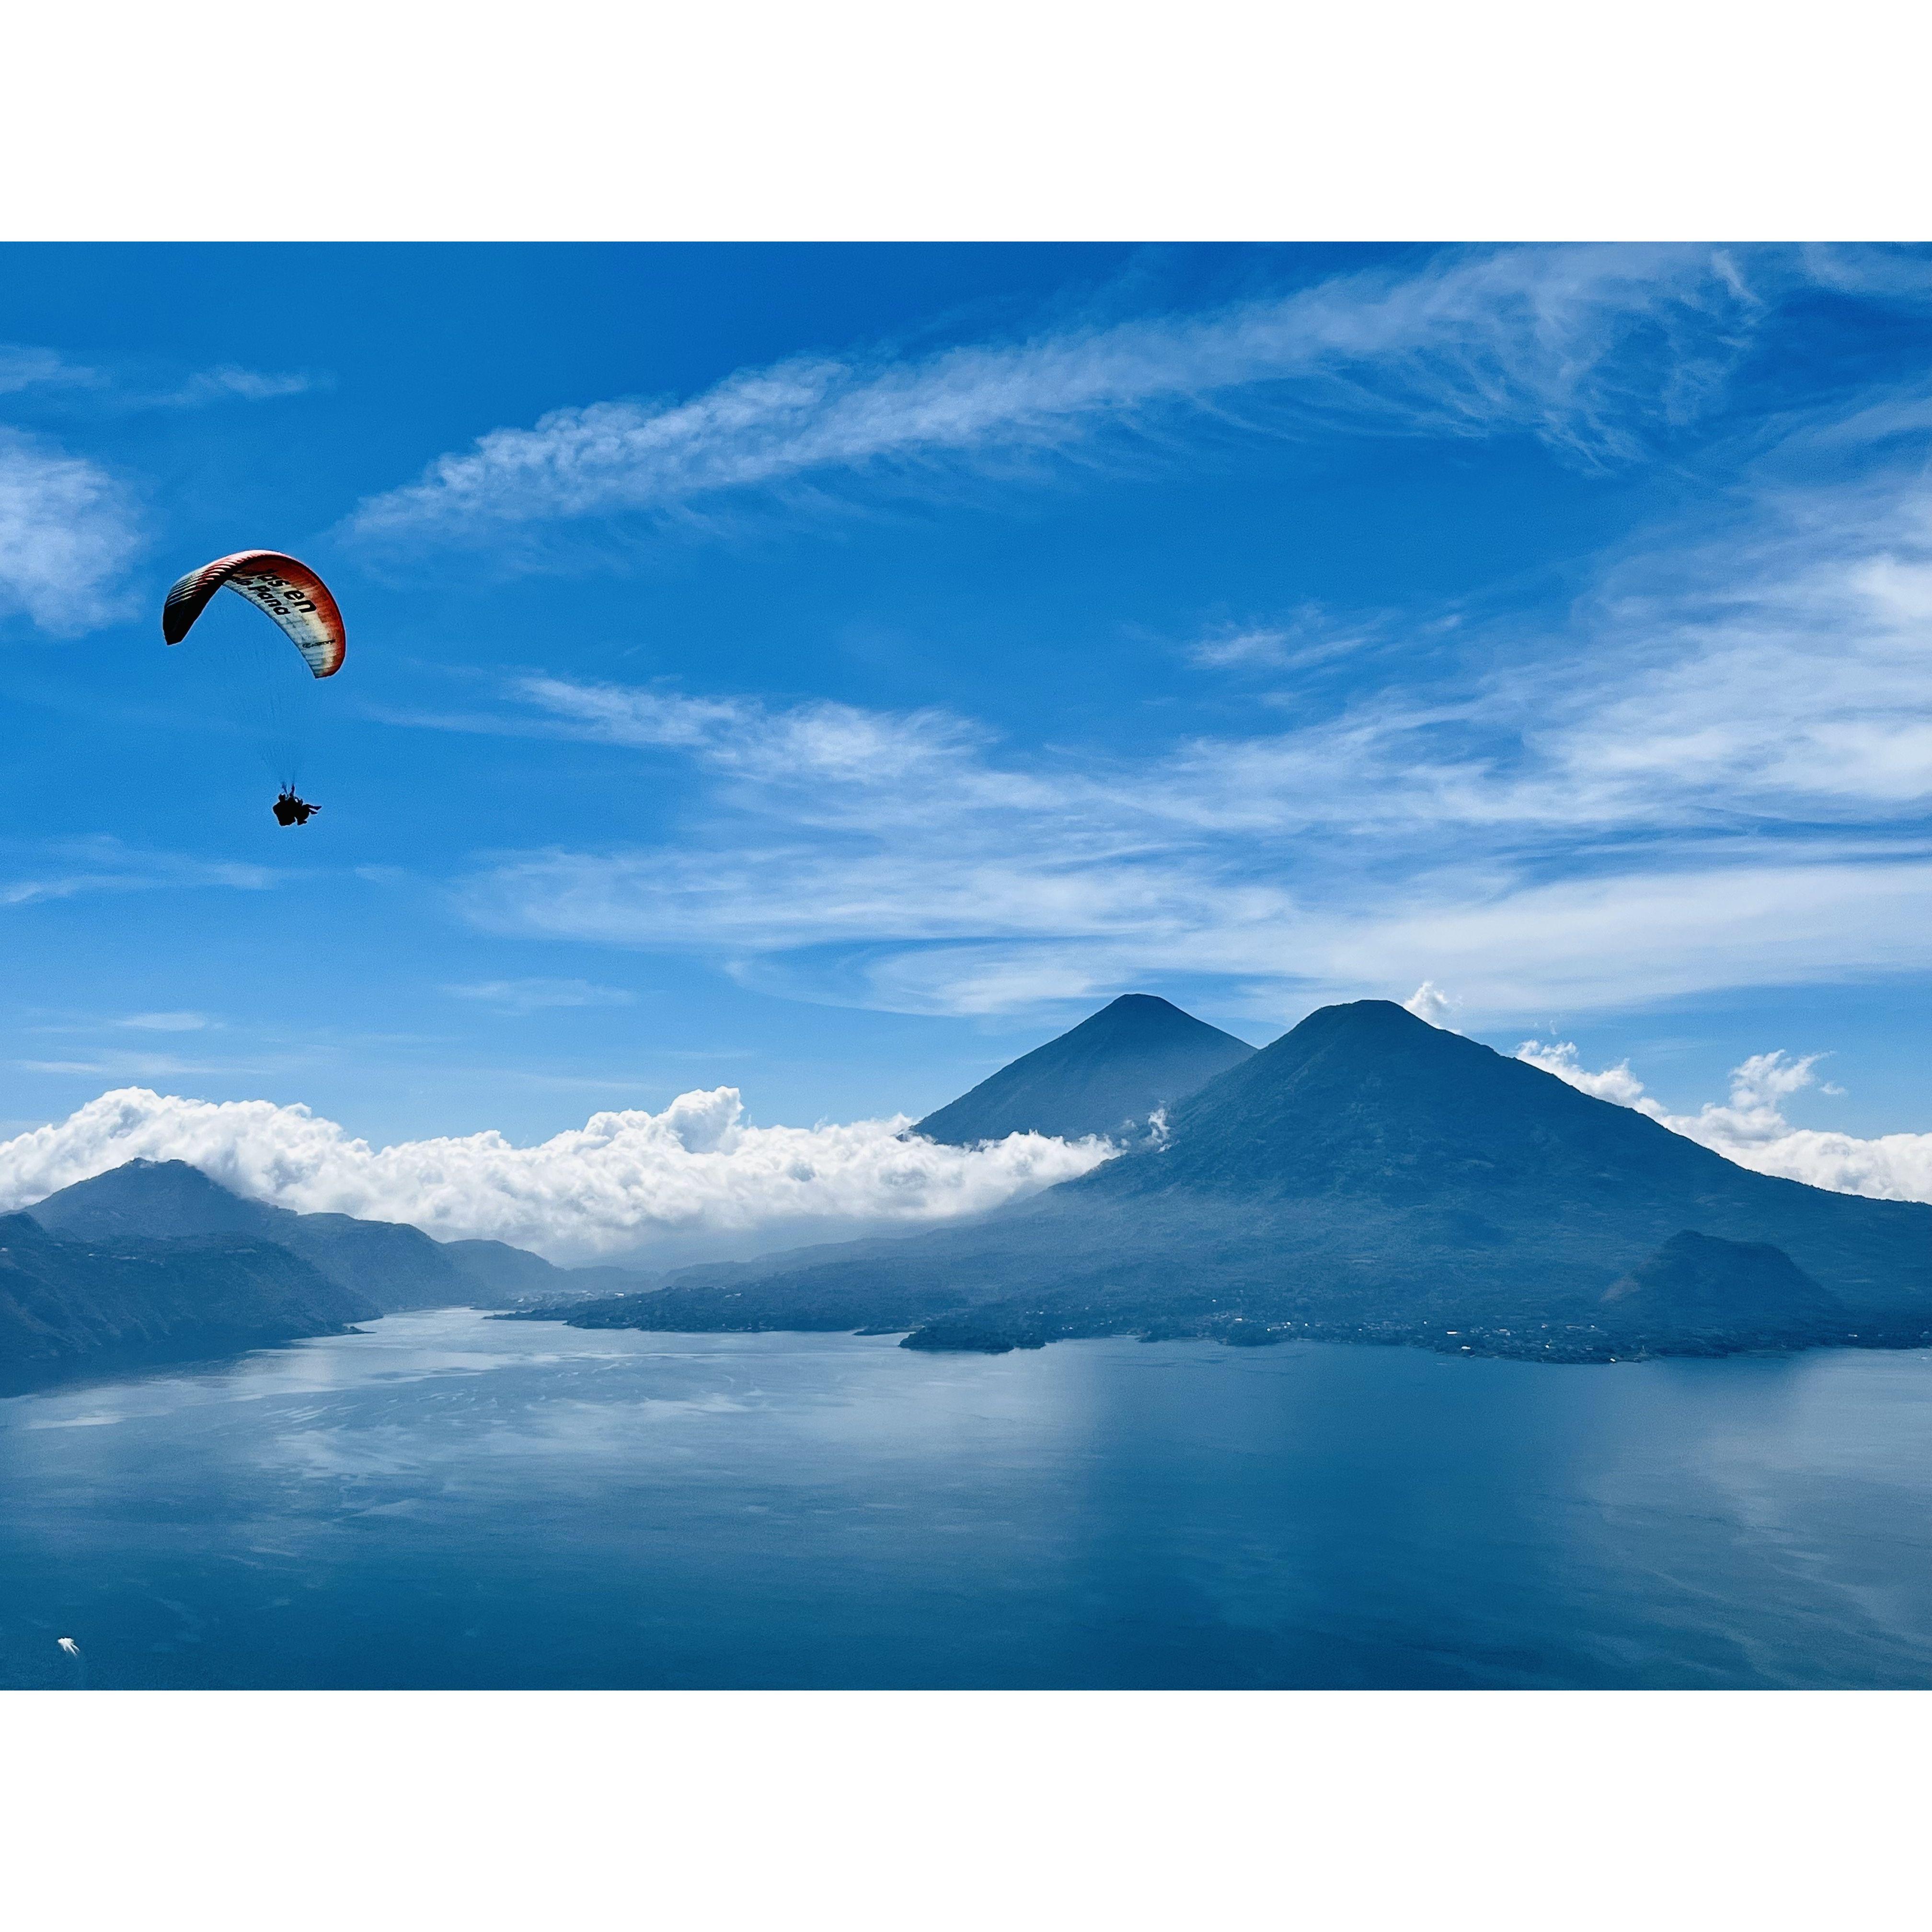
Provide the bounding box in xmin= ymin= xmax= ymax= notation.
xmin=1055 ymin=993 xmax=1236 ymax=1049
xmin=1090 ymin=993 xmax=1199 ymax=1025
xmin=1322 ymin=997 xmax=1430 ymax=1025
xmin=1286 ymin=998 xmax=1445 ymax=1044
xmin=1227 ymin=997 xmax=1496 ymax=1086
xmin=915 ymin=993 xmax=1255 ymax=1146
xmin=1080 ymin=991 xmax=1717 ymax=1209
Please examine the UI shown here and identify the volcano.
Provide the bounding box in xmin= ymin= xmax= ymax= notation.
xmin=554 ymin=1000 xmax=1932 ymax=1360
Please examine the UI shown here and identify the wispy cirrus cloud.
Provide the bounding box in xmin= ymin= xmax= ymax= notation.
xmin=17 ymin=1054 xmax=252 ymax=1081
xmin=1185 ymin=604 xmax=1390 ymax=674
xmin=445 ymin=977 xmax=636 ymax=1014
xmin=505 ymin=673 xmax=1028 ymax=806
xmin=0 ymin=344 xmax=99 ymax=396
xmin=1189 ymin=626 xmax=1295 ymax=670
xmin=153 ymin=364 xmax=316 ymax=408
xmin=0 ymin=840 xmax=273 ymax=909
xmin=417 ymin=370 xmax=1932 ymax=1024
xmin=351 ymin=245 xmax=1765 ymax=541
xmin=0 ymin=339 xmax=315 ymax=414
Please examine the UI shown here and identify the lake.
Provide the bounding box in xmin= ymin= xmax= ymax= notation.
xmin=2 ymin=1309 xmax=1929 ymax=1689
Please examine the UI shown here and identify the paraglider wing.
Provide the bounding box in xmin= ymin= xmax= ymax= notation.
xmin=161 ymin=550 xmax=345 ymax=678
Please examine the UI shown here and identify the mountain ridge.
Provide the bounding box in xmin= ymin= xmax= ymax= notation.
xmin=29 ymin=1160 xmax=483 ymax=1312
xmin=0 ymin=1209 xmax=377 ymax=1383
xmin=3 ymin=1159 xmax=667 ymax=1380
xmin=24 ymin=1159 xmax=649 ymax=1312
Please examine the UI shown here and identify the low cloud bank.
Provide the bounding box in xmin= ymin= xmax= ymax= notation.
xmin=1518 ymin=1041 xmax=1932 ymax=1204
xmin=0 ymin=1087 xmax=1116 ymax=1265
xmin=14 ymin=1046 xmax=1928 ymax=1267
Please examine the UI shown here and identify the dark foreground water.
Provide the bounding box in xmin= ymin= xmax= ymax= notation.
xmin=3 ymin=1309 xmax=1930 ymax=1690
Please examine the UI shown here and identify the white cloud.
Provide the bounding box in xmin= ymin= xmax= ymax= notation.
xmin=379 ymin=331 xmax=1932 ymax=1024
xmin=1298 ymin=854 xmax=1932 ymax=1015
xmin=15 ymin=1040 xmax=1929 ymax=1269
xmin=0 ymin=344 xmax=97 ymax=395
xmin=159 ymin=365 xmax=314 ymax=407
xmin=0 ymin=430 xmax=143 ymax=633
xmin=506 ymin=675 xmax=1001 ymax=798
xmin=1403 ymin=982 xmax=1457 ymax=1027
xmin=1516 ymin=1038 xmax=1932 ymax=1206
xmin=1 ymin=840 xmax=273 ymax=910
xmin=460 ymin=657 xmax=1932 ymax=1016
xmin=0 ymin=1085 xmax=1116 ymax=1264
xmin=1515 ymin=1039 xmax=1661 ymax=1110
xmin=1187 ymin=605 xmax=1383 ymax=674
xmin=352 ymin=245 xmax=1757 ymax=539
xmin=0 ymin=342 xmax=310 ymax=411
xmin=446 ymin=977 xmax=636 ymax=1014
xmin=119 ymin=1012 xmax=213 ymax=1033
xmin=17 ymin=1055 xmax=241 ymax=1081
xmin=1504 ymin=477 xmax=1932 ymax=828
xmin=1188 ymin=625 xmax=1295 ymax=670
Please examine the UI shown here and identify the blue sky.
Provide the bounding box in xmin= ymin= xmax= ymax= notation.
xmin=5 ymin=242 xmax=1932 ymax=1252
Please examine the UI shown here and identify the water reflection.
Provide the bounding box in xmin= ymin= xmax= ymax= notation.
xmin=1 ymin=1311 xmax=1928 ymax=1689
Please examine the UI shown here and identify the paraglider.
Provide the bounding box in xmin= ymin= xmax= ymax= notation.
xmin=162 ymin=550 xmax=345 ymax=674
xmin=161 ymin=550 xmax=345 ymax=822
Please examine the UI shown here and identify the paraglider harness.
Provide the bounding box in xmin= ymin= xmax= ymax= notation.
xmin=272 ymin=788 xmax=319 ymax=827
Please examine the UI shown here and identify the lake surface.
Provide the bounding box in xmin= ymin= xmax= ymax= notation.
xmin=2 ymin=1309 xmax=1930 ymax=1689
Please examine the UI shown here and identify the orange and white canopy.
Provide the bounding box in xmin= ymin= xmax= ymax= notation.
xmin=161 ymin=550 xmax=346 ymax=678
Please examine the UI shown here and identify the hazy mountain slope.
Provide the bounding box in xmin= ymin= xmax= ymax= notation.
xmin=439 ymin=1238 xmax=571 ymax=1299
xmin=0 ymin=1211 xmax=376 ymax=1378
xmin=31 ymin=1161 xmax=528 ymax=1311
xmin=914 ymin=994 xmax=1254 ymax=1145
xmin=551 ymin=1002 xmax=1932 ymax=1360
xmin=441 ymin=1239 xmax=657 ymax=1304
xmin=1072 ymin=1000 xmax=1932 ymax=1315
